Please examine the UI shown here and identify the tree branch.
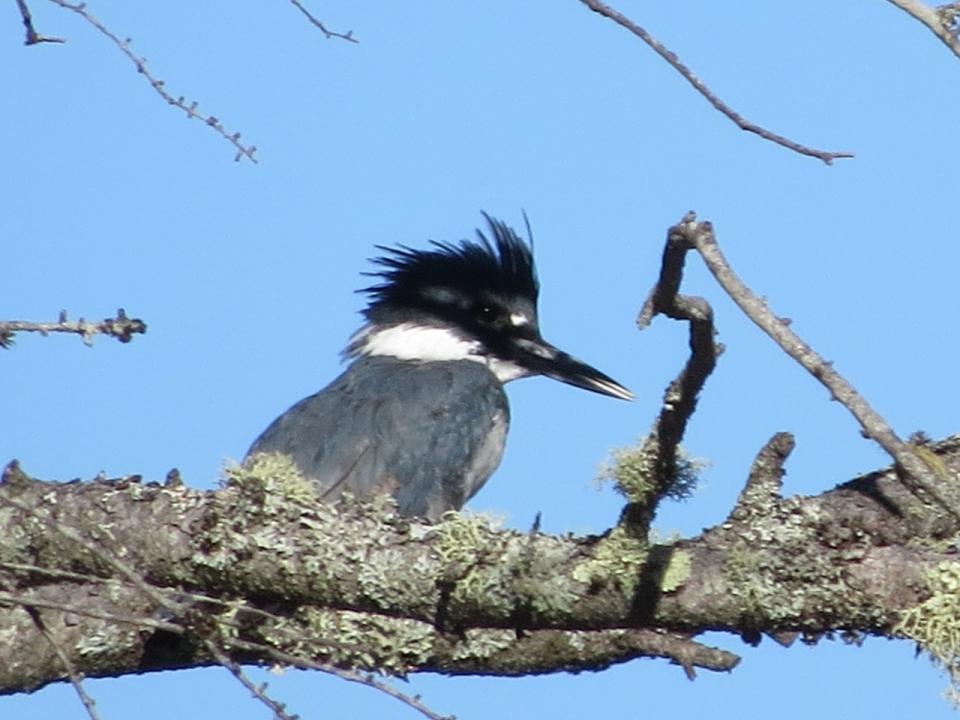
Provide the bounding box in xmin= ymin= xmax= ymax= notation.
xmin=886 ymin=0 xmax=960 ymax=59
xmin=613 ymin=221 xmax=723 ymax=527
xmin=0 ymin=459 xmax=456 ymax=718
xmin=579 ymin=0 xmax=854 ymax=164
xmin=673 ymin=213 xmax=960 ymax=521
xmin=288 ymin=0 xmax=358 ymax=43
xmin=1 ymin=438 xmax=958 ymax=696
xmin=207 ymin=641 xmax=299 ymax=720
xmin=45 ymin=0 xmax=258 ymax=162
xmin=0 ymin=309 xmax=146 ymax=348
xmin=14 ymin=0 xmax=65 ymax=44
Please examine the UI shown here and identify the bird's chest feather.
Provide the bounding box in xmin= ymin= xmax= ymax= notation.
xmin=460 ymin=407 xmax=508 ymax=501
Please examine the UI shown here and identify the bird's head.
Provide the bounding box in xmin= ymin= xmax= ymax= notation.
xmin=346 ymin=213 xmax=633 ymax=401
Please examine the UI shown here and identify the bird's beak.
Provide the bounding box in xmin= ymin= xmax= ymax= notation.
xmin=513 ymin=337 xmax=634 ymax=401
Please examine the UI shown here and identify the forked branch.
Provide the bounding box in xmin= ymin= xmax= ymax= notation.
xmin=670 ymin=213 xmax=959 ymax=518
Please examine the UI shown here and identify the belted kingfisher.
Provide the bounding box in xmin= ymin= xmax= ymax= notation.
xmin=246 ymin=214 xmax=632 ymax=520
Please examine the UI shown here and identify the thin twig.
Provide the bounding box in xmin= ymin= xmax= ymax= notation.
xmin=205 ymin=637 xmax=300 ymax=720
xmin=15 ymin=0 xmax=65 ymax=43
xmin=337 ymin=670 xmax=453 ymax=720
xmin=674 ymin=214 xmax=959 ymax=517
xmin=885 ymin=0 xmax=960 ymax=59
xmin=579 ymin=0 xmax=854 ymax=165
xmin=45 ymin=0 xmax=258 ymax=162
xmin=26 ymin=607 xmax=102 ymax=720
xmin=227 ymin=638 xmax=454 ymax=720
xmin=0 ymin=308 xmax=146 ymax=348
xmin=0 ymin=590 xmax=180 ymax=632
xmin=289 ymin=0 xmax=358 ymax=42
xmin=220 ymin=629 xmax=452 ymax=720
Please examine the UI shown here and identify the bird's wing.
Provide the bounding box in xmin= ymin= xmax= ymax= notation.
xmin=246 ymin=357 xmax=509 ymax=520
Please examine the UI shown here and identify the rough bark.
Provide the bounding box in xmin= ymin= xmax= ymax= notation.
xmin=1 ymin=435 xmax=958 ymax=695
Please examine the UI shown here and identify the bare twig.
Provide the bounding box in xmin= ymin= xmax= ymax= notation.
xmin=336 ymin=670 xmax=453 ymax=720
xmin=579 ymin=0 xmax=854 ymax=165
xmin=673 ymin=214 xmax=959 ymax=517
xmin=26 ymin=607 xmax=102 ymax=720
xmin=44 ymin=0 xmax=258 ymax=162
xmin=624 ymin=221 xmax=723 ymax=521
xmin=205 ymin=638 xmax=300 ymax=720
xmin=0 ymin=589 xmax=179 ymax=632
xmin=227 ymin=639 xmax=454 ymax=720
xmin=289 ymin=0 xmax=358 ymax=42
xmin=15 ymin=0 xmax=65 ymax=43
xmin=0 ymin=309 xmax=146 ymax=348
xmin=886 ymin=0 xmax=960 ymax=59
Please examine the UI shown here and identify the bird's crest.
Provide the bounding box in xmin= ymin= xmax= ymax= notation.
xmin=360 ymin=213 xmax=539 ymax=317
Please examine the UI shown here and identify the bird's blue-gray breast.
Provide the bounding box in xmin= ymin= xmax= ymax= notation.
xmin=247 ymin=355 xmax=509 ymax=521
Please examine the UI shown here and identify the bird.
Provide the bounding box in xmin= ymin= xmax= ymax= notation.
xmin=246 ymin=213 xmax=632 ymax=521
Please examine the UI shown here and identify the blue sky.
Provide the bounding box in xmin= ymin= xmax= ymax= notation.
xmin=3 ymin=1 xmax=958 ymax=718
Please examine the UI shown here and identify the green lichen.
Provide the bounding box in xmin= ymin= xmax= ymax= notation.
xmin=723 ymin=547 xmax=763 ymax=611
xmin=910 ymin=444 xmax=954 ymax=482
xmin=597 ymin=444 xmax=656 ymax=504
xmin=896 ymin=561 xmax=960 ymax=704
xmin=660 ymin=549 xmax=691 ymax=593
xmin=434 ymin=512 xmax=515 ymax=613
xmin=290 ymin=608 xmax=435 ymax=674
xmin=433 ymin=511 xmax=503 ymax=570
xmin=721 ymin=497 xmax=858 ymax=629
xmin=500 ymin=534 xmax=578 ymax=619
xmin=196 ymin=454 xmax=428 ymax=612
xmin=431 ymin=513 xmax=578 ymax=621
xmin=571 ymin=526 xmax=648 ymax=594
xmin=449 ymin=628 xmax=516 ymax=661
xmin=597 ymin=441 xmax=704 ymax=505
xmin=224 ymin=452 xmax=318 ymax=507
xmin=75 ymin=624 xmax=136 ymax=660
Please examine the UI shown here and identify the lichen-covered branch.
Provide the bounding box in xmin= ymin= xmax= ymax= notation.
xmin=432 ymin=628 xmax=740 ymax=679
xmin=2 ymin=439 xmax=959 ymax=695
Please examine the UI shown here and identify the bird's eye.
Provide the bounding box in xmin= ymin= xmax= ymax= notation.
xmin=476 ymin=304 xmax=501 ymax=323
